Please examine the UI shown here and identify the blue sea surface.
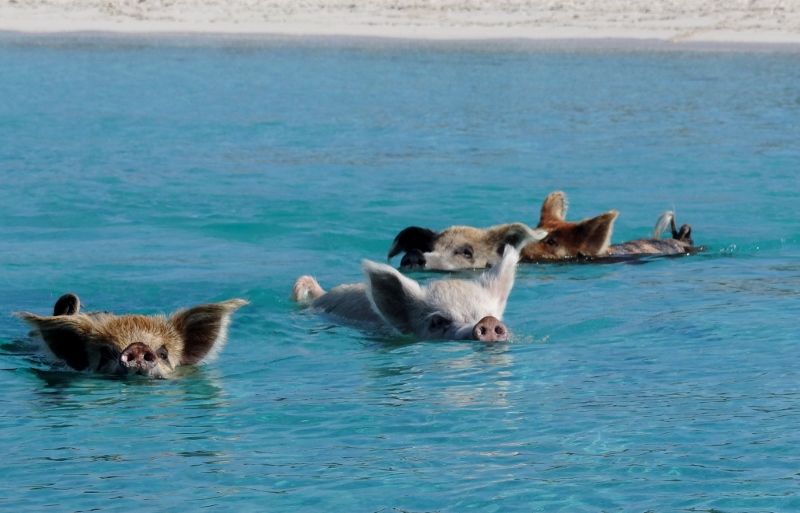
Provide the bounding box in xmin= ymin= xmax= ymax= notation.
xmin=1 ymin=35 xmax=799 ymax=511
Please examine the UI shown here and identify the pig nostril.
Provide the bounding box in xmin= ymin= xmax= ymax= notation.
xmin=144 ymin=352 xmax=155 ymax=362
xmin=474 ymin=316 xmax=508 ymax=342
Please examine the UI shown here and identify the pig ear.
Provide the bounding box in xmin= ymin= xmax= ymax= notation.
xmin=387 ymin=227 xmax=437 ymax=261
xmin=490 ymin=223 xmax=548 ymax=255
xmin=480 ymin=245 xmax=520 ymax=309
xmin=539 ymin=191 xmax=569 ymax=223
xmin=15 ymin=312 xmax=92 ymax=371
xmin=170 ymin=299 xmax=249 ymax=366
xmin=575 ymin=210 xmax=618 ymax=256
xmin=362 ymin=260 xmax=424 ymax=334
xmin=53 ymin=293 xmax=81 ymax=316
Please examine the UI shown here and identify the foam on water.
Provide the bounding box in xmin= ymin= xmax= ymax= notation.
xmin=1 ymin=36 xmax=799 ymax=511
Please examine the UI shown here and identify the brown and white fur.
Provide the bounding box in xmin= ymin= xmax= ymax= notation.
xmin=16 ymin=293 xmax=248 ymax=378
xmin=520 ymin=191 xmax=695 ymax=261
xmin=388 ymin=191 xmax=695 ymax=269
xmin=292 ymin=246 xmax=522 ymax=342
xmin=387 ymin=222 xmax=547 ymax=271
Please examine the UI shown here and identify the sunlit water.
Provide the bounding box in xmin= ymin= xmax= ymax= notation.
xmin=1 ymin=35 xmax=799 ymax=511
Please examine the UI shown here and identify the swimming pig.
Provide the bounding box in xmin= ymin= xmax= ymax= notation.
xmin=520 ymin=190 xmax=695 ymax=261
xmin=292 ymin=246 xmax=522 ymax=342
xmin=388 ymin=191 xmax=695 ymax=269
xmin=387 ymin=222 xmax=547 ymax=271
xmin=16 ymin=294 xmax=248 ymax=378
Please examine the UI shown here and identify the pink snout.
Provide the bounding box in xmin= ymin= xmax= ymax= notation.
xmin=119 ymin=342 xmax=158 ymax=373
xmin=472 ymin=316 xmax=508 ymax=342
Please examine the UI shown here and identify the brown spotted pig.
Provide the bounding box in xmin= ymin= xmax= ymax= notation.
xmin=388 ymin=191 xmax=696 ymax=269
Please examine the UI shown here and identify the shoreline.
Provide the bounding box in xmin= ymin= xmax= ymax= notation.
xmin=2 ymin=3 xmax=800 ymax=50
xmin=3 ymin=28 xmax=800 ymax=53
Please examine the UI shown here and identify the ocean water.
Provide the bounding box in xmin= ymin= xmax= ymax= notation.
xmin=1 ymin=35 xmax=799 ymax=511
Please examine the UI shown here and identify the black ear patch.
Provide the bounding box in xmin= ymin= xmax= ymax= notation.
xmin=503 ymin=232 xmax=524 ymax=249
xmin=43 ymin=325 xmax=90 ymax=371
xmin=495 ymin=224 xmax=532 ymax=255
xmin=387 ymin=227 xmax=437 ymax=260
xmin=53 ymin=293 xmax=81 ymax=316
xmin=21 ymin=315 xmax=91 ymax=371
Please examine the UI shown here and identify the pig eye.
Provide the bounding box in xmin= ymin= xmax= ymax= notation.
xmin=428 ymin=315 xmax=452 ymax=332
xmin=544 ymin=238 xmax=559 ymax=247
xmin=455 ymin=245 xmax=474 ymax=260
xmin=157 ymin=346 xmax=169 ymax=360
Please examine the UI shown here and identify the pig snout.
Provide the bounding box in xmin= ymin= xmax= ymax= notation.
xmin=400 ymin=249 xmax=426 ymax=270
xmin=119 ymin=342 xmax=158 ymax=373
xmin=472 ymin=316 xmax=508 ymax=342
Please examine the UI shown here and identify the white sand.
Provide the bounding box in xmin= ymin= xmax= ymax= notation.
xmin=2 ymin=0 xmax=800 ymax=45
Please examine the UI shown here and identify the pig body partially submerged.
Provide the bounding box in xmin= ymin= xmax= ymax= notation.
xmin=292 ymin=246 xmax=522 ymax=342
xmin=520 ymin=191 xmax=696 ymax=261
xmin=17 ymin=294 xmax=248 ymax=378
xmin=388 ymin=191 xmax=697 ymax=270
xmin=387 ymin=223 xmax=547 ymax=271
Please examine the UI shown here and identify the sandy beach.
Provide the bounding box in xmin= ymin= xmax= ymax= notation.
xmin=1 ymin=0 xmax=800 ymax=45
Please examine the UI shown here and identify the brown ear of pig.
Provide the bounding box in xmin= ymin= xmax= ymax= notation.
xmin=538 ymin=191 xmax=569 ymax=224
xmin=15 ymin=312 xmax=93 ymax=371
xmin=574 ymin=210 xmax=619 ymax=257
xmin=169 ymin=299 xmax=249 ymax=366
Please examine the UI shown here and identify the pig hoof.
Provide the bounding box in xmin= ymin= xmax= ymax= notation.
xmin=292 ymin=276 xmax=325 ymax=303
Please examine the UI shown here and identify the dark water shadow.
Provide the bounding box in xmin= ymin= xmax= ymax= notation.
xmin=527 ymin=247 xmax=706 ymax=267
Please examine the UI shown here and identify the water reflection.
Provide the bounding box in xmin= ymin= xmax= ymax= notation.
xmin=41 ymin=369 xmax=231 ymax=463
xmin=362 ymin=340 xmax=517 ymax=409
xmin=26 ymin=365 xmax=229 ymax=415
xmin=436 ymin=343 xmax=515 ymax=409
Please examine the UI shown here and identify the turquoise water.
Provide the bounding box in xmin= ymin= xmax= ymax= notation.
xmin=1 ymin=35 xmax=799 ymax=511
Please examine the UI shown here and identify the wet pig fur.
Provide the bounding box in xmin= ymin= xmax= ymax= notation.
xmin=292 ymin=246 xmax=522 ymax=342
xmin=521 ymin=191 xmax=695 ymax=261
xmin=388 ymin=190 xmax=696 ymax=269
xmin=16 ymin=294 xmax=248 ymax=378
xmin=387 ymin=222 xmax=547 ymax=271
